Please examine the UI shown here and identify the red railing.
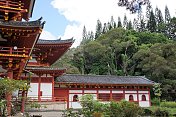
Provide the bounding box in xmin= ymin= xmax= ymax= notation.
xmin=0 ymin=0 xmax=24 ymax=9
xmin=0 ymin=46 xmax=30 ymax=56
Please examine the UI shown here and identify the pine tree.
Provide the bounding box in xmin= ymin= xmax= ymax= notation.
xmin=110 ymin=16 xmax=116 ymax=29
xmin=95 ymin=19 xmax=102 ymax=39
xmin=102 ymin=23 xmax=108 ymax=34
xmin=133 ymin=18 xmax=138 ymax=30
xmin=81 ymin=26 xmax=88 ymax=45
xmin=147 ymin=10 xmax=156 ymax=32
xmin=117 ymin=17 xmax=122 ymax=27
xmin=146 ymin=2 xmax=152 ymax=21
xmin=155 ymin=7 xmax=164 ymax=33
xmin=165 ymin=5 xmax=171 ymax=24
xmin=137 ymin=12 xmax=146 ymax=32
xmin=127 ymin=20 xmax=133 ymax=30
xmin=123 ymin=14 xmax=128 ymax=29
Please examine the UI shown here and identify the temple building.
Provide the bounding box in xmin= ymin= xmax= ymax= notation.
xmin=55 ymin=75 xmax=154 ymax=108
xmin=0 ymin=0 xmax=154 ymax=115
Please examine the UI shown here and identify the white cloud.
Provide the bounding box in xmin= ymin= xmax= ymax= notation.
xmin=40 ymin=30 xmax=57 ymax=40
xmin=51 ymin=0 xmax=176 ymax=47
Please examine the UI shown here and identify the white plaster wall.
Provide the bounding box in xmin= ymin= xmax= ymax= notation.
xmin=69 ymin=102 xmax=82 ymax=108
xmin=112 ymin=90 xmax=123 ymax=93
xmin=98 ymin=90 xmax=110 ymax=93
xmin=41 ymin=83 xmax=52 ymax=99
xmin=69 ymin=90 xmax=82 ymax=93
xmin=139 ymin=94 xmax=150 ymax=107
xmin=84 ymin=90 xmax=96 ymax=93
xmin=125 ymin=91 xmax=137 ymax=93
xmin=125 ymin=94 xmax=137 ymax=101
xmin=28 ymin=83 xmax=38 ymax=97
xmin=138 ymin=91 xmax=148 ymax=93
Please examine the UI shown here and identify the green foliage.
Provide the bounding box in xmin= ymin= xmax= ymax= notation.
xmin=160 ymin=101 xmax=176 ymax=108
xmin=151 ymin=98 xmax=160 ymax=106
xmin=79 ymin=95 xmax=143 ymax=117
xmin=153 ymin=108 xmax=169 ymax=117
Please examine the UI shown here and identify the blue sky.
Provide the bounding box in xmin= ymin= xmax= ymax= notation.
xmin=31 ymin=0 xmax=68 ymax=38
xmin=31 ymin=0 xmax=176 ymax=47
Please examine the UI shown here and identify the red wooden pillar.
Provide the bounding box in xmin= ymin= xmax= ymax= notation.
xmin=21 ymin=91 xmax=26 ymax=113
xmin=52 ymin=76 xmax=54 ymax=101
xmin=67 ymin=89 xmax=69 ymax=109
xmin=148 ymin=88 xmax=151 ymax=106
xmin=38 ymin=76 xmax=41 ymax=102
xmin=6 ymin=70 xmax=13 ymax=116
xmin=137 ymin=88 xmax=139 ymax=105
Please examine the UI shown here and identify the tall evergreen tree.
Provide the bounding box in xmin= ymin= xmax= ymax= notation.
xmin=127 ymin=20 xmax=133 ymax=30
xmin=95 ymin=19 xmax=102 ymax=39
xmin=110 ymin=16 xmax=116 ymax=29
xmin=165 ymin=5 xmax=171 ymax=24
xmin=146 ymin=2 xmax=152 ymax=21
xmin=102 ymin=23 xmax=108 ymax=34
xmin=81 ymin=26 xmax=88 ymax=45
xmin=133 ymin=18 xmax=138 ymax=30
xmin=123 ymin=14 xmax=128 ymax=29
xmin=147 ymin=10 xmax=156 ymax=32
xmin=117 ymin=17 xmax=122 ymax=27
xmin=155 ymin=7 xmax=164 ymax=33
xmin=137 ymin=12 xmax=146 ymax=32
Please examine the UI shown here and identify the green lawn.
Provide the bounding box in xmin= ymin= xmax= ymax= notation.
xmin=146 ymin=106 xmax=176 ymax=116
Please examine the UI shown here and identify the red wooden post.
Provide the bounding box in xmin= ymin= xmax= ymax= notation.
xmin=38 ymin=75 xmax=41 ymax=102
xmin=6 ymin=70 xmax=13 ymax=116
xmin=52 ymin=76 xmax=54 ymax=101
xmin=21 ymin=91 xmax=26 ymax=113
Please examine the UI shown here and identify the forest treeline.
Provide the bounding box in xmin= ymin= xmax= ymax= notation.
xmin=53 ymin=5 xmax=176 ymax=101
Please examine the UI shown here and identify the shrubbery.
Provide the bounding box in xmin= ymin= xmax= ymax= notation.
xmin=160 ymin=101 xmax=176 ymax=108
xmin=153 ymin=108 xmax=169 ymax=117
xmin=79 ymin=94 xmax=143 ymax=117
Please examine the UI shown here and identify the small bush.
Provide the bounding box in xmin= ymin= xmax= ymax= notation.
xmin=160 ymin=101 xmax=176 ymax=108
xmin=143 ymin=108 xmax=153 ymax=116
xmin=151 ymin=98 xmax=160 ymax=106
xmin=154 ymin=108 xmax=169 ymax=117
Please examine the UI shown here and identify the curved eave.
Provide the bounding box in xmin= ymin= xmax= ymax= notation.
xmin=34 ymin=39 xmax=74 ymax=65
xmin=25 ymin=67 xmax=66 ymax=76
xmin=0 ymin=19 xmax=44 ymax=28
xmin=36 ymin=38 xmax=74 ymax=45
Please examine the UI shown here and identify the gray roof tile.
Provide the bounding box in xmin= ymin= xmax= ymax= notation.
xmin=56 ymin=74 xmax=154 ymax=85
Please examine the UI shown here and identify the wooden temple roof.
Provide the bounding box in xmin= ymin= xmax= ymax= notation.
xmin=25 ymin=66 xmax=66 ymax=77
xmin=56 ymin=74 xmax=155 ymax=86
xmin=0 ymin=18 xmax=44 ymax=48
xmin=32 ymin=38 xmax=74 ymax=65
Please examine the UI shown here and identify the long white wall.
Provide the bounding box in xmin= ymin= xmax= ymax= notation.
xmin=68 ymin=89 xmax=151 ymax=108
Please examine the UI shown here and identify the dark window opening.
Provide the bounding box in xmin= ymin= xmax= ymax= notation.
xmin=142 ymin=95 xmax=146 ymax=101
xmin=73 ymin=95 xmax=79 ymax=102
xmin=129 ymin=95 xmax=134 ymax=101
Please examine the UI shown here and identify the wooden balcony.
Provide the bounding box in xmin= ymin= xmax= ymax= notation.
xmin=0 ymin=46 xmax=31 ymax=58
xmin=0 ymin=0 xmax=24 ymax=11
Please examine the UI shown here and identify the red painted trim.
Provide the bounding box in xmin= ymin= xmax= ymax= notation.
xmin=123 ymin=87 xmax=125 ymax=99
xmin=6 ymin=71 xmax=13 ymax=116
xmin=110 ymin=89 xmax=112 ymax=100
xmin=137 ymin=89 xmax=139 ymax=105
xmin=38 ymin=76 xmax=41 ymax=102
xmin=67 ymin=90 xmax=69 ymax=109
xmin=52 ymin=76 xmax=54 ymax=101
xmin=148 ymin=88 xmax=151 ymax=106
